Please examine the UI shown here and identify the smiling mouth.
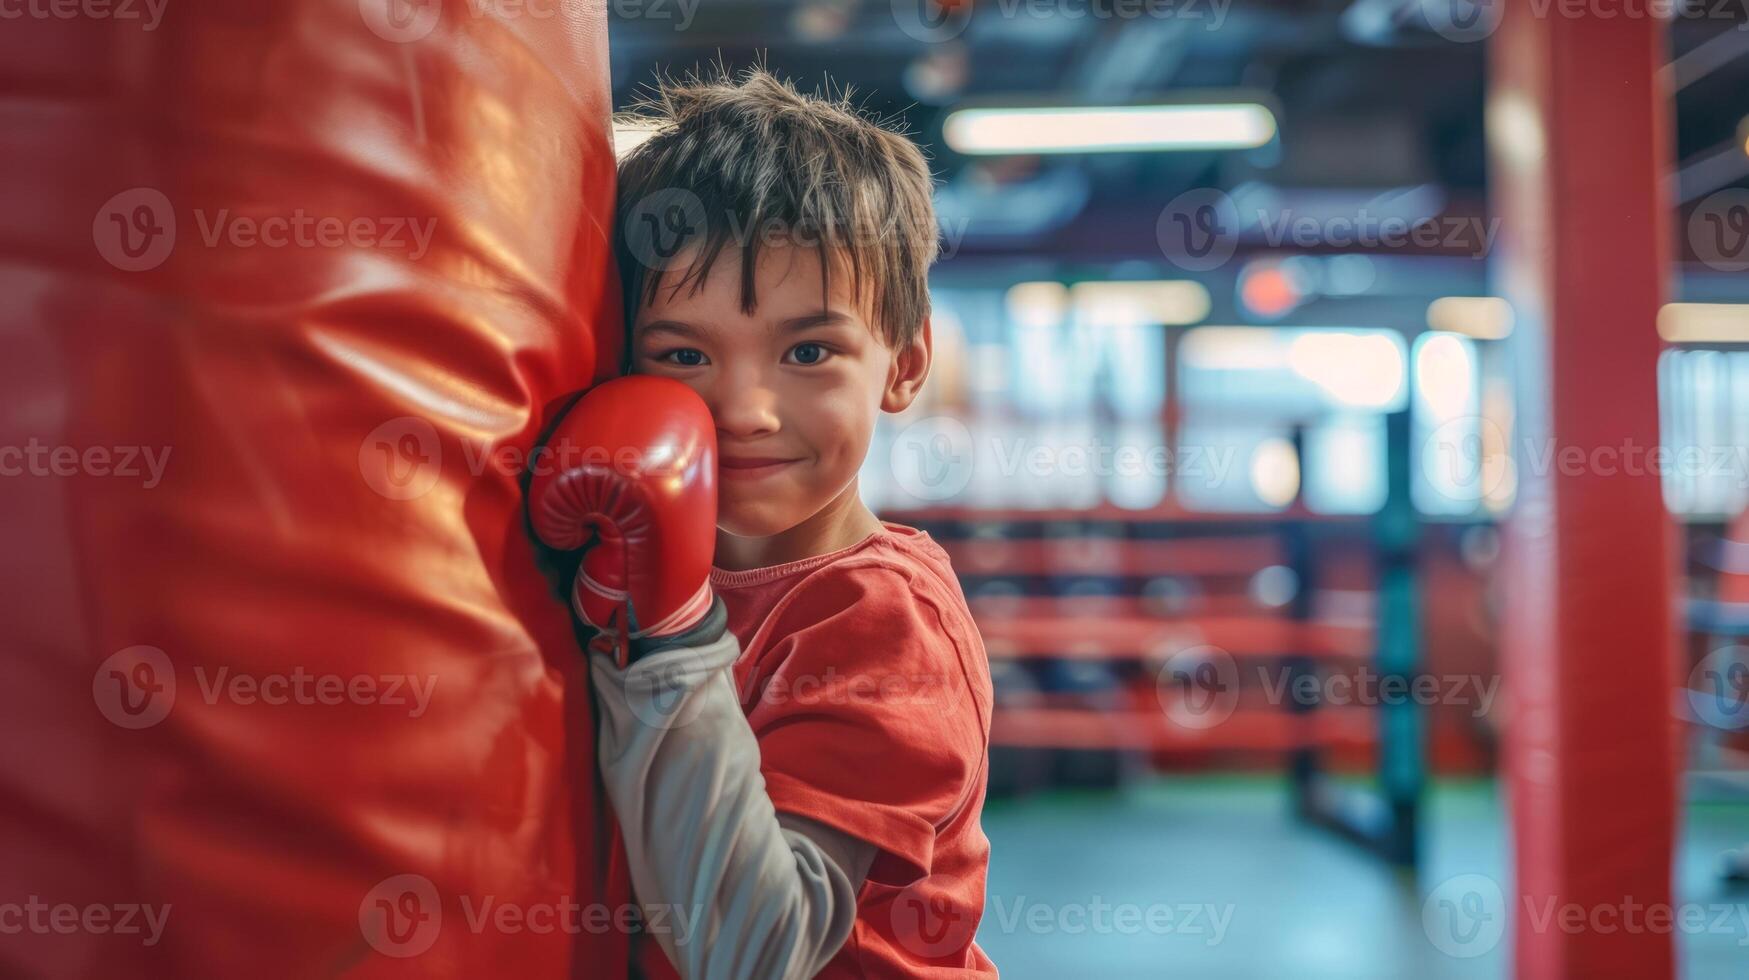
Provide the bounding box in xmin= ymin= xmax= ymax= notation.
xmin=718 ymin=457 xmax=802 ymax=480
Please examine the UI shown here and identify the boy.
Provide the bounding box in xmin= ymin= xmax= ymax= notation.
xmin=531 ymin=68 xmax=997 ymax=977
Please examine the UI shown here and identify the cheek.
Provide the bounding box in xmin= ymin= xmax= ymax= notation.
xmin=789 ymin=370 xmax=878 ymax=471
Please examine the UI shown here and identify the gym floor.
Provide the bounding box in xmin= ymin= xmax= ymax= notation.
xmin=978 ymin=779 xmax=1749 ymax=979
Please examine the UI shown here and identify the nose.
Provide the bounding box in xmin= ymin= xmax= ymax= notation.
xmin=706 ymin=364 xmax=781 ymax=441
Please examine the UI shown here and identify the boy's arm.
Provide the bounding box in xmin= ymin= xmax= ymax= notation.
xmin=592 ymin=597 xmax=876 ymax=980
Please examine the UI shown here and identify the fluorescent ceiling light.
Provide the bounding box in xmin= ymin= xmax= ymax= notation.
xmin=1658 ymin=303 xmax=1749 ymax=343
xmin=943 ymin=103 xmax=1277 ymax=155
xmin=1069 ymin=280 xmax=1211 ymax=326
xmin=1005 ymin=281 xmax=1070 ymax=329
xmin=1427 ymin=296 xmax=1515 ymax=340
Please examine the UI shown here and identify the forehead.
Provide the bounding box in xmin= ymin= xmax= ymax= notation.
xmin=636 ymin=243 xmax=872 ymax=326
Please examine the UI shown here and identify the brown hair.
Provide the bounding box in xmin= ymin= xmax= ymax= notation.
xmin=614 ymin=65 xmax=939 ymax=352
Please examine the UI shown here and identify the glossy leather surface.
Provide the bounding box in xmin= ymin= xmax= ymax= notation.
xmin=0 ymin=1 xmax=626 ymax=974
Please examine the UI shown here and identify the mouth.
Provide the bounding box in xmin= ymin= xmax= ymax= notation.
xmin=718 ymin=456 xmax=802 ymax=481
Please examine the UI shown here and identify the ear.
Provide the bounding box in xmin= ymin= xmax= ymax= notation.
xmin=881 ymin=317 xmax=932 ymax=414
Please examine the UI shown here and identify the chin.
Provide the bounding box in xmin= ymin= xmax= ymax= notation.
xmin=716 ymin=501 xmax=803 ymax=539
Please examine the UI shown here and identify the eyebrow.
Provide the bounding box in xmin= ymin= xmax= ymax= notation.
xmin=776 ymin=310 xmax=859 ymax=333
xmin=638 ymin=311 xmax=859 ymax=341
xmin=637 ymin=319 xmax=704 ymax=341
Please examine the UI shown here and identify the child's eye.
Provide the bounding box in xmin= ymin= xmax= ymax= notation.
xmin=660 ymin=348 xmax=709 ymax=367
xmin=787 ymin=343 xmax=830 ymax=366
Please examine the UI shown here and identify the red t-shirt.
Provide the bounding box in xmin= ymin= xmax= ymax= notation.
xmin=633 ymin=521 xmax=997 ymax=978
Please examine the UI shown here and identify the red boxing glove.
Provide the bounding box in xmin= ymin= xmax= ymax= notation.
xmin=530 ymin=376 xmax=718 ymax=664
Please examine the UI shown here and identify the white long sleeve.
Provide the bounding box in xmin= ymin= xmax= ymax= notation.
xmin=590 ymin=598 xmax=875 ymax=979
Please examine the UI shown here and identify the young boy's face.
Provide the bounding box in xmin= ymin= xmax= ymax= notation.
xmin=631 ymin=244 xmax=928 ymax=538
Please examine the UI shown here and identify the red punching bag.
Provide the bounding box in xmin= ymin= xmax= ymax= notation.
xmin=0 ymin=1 xmax=625 ymax=975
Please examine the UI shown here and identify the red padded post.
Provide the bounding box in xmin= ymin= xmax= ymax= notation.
xmin=1489 ymin=7 xmax=1680 ymax=979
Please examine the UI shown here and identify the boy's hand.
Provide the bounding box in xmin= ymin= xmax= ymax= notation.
xmin=529 ymin=376 xmax=717 ymax=665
